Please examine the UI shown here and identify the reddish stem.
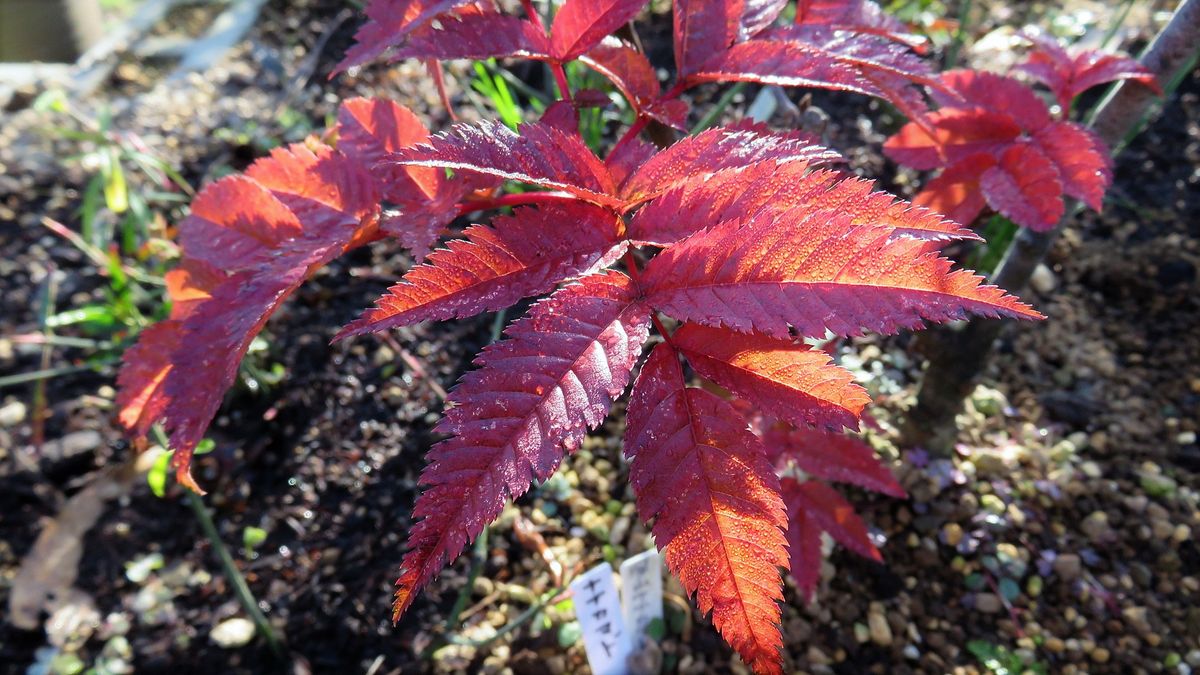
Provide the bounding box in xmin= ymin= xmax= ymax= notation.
xmin=426 ymin=59 xmax=457 ymax=122
xmin=608 ymin=116 xmax=650 ymax=159
xmin=519 ymin=0 xmax=573 ymax=103
xmin=457 ymin=191 xmax=581 ymax=214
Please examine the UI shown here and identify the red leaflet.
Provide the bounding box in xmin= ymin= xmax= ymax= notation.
xmin=393 ymin=271 xmax=650 ymax=618
xmin=1019 ymin=30 xmax=1161 ymax=110
xmin=690 ymin=26 xmax=938 ymax=122
xmin=673 ymin=322 xmax=869 ymax=431
xmin=580 ymin=37 xmax=688 ymax=128
xmin=337 ymin=98 xmax=470 ymax=258
xmin=931 ymin=69 xmax=1052 ymax=133
xmin=604 ymin=135 xmax=657 ymax=186
xmin=796 ymin=0 xmax=921 ymax=48
xmin=763 ymin=425 xmax=905 ymax=497
xmin=641 ymin=202 xmax=1040 ymax=339
xmin=979 ymin=143 xmax=1064 ymax=232
xmin=1031 ymin=121 xmax=1111 ymax=211
xmin=630 ymin=162 xmax=975 ymax=246
xmin=334 ymin=0 xmax=477 ymax=72
xmin=117 ymin=143 xmax=381 ymax=490
xmin=673 ymin=0 xmax=741 ymax=78
xmin=782 ymin=478 xmax=881 ymax=600
xmin=393 ymin=12 xmax=551 ymax=61
xmin=550 ymin=0 xmax=650 ymax=61
xmin=620 ymin=121 xmax=839 ymax=202
xmin=882 ymin=108 xmax=1022 ymax=170
xmin=888 ymin=68 xmax=1117 ymax=229
xmin=625 ymin=342 xmax=788 ymax=675
xmin=390 ymin=120 xmax=621 ymax=207
xmin=911 ymin=153 xmax=994 ymax=227
xmin=336 ymin=203 xmax=625 ymax=338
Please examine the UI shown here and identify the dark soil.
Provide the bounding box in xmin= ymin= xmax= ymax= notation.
xmin=1 ymin=1 xmax=1198 ymax=674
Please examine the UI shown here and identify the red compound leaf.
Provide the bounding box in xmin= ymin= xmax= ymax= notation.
xmin=334 ymin=0 xmax=478 ymax=72
xmin=630 ymin=162 xmax=975 ymax=246
xmin=763 ymin=425 xmax=905 ymax=497
xmin=781 ymin=478 xmax=880 ymax=601
xmin=883 ymin=107 xmax=1022 ymax=170
xmin=620 ymin=121 xmax=839 ymax=203
xmin=1032 ymin=121 xmax=1112 ymax=211
xmin=392 ymin=271 xmax=651 ymax=619
xmin=673 ymin=322 xmax=869 ymax=432
xmin=979 ymin=143 xmax=1064 ymax=231
xmin=550 ymin=0 xmax=650 ymax=61
xmin=580 ymin=37 xmax=688 ymax=129
xmin=335 ymin=203 xmax=625 ymax=338
xmin=393 ymin=12 xmax=551 ymax=61
xmin=641 ymin=194 xmax=1041 ymax=339
xmin=390 ymin=120 xmax=621 ymax=208
xmin=932 ymin=69 xmax=1051 ymax=133
xmin=117 ymin=143 xmax=381 ymax=491
xmin=624 ymin=342 xmax=787 ymax=675
xmin=911 ymin=153 xmax=996 ymax=226
xmin=1019 ymin=29 xmax=1160 ymax=110
xmin=690 ymin=26 xmax=938 ymax=122
xmin=337 ymin=98 xmax=472 ymax=258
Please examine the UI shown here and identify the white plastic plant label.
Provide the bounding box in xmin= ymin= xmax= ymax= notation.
xmin=619 ymin=549 xmax=664 ymax=648
xmin=569 ymin=561 xmax=632 ymax=675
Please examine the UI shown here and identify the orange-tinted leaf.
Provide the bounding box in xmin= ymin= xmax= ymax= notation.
xmin=393 ymin=271 xmax=651 ymax=618
xmin=620 ymin=121 xmax=839 ymax=203
xmin=641 ymin=195 xmax=1041 ymax=339
xmin=336 ymin=203 xmax=625 ymax=338
xmin=673 ymin=322 xmax=869 ymax=431
xmin=912 ymin=153 xmax=995 ymax=226
xmin=625 ymin=342 xmax=787 ymax=675
xmin=883 ymin=108 xmax=1022 ymax=171
xmin=337 ymin=98 xmax=470 ymax=258
xmin=630 ymin=162 xmax=975 ymax=246
xmin=763 ymin=425 xmax=905 ymax=497
xmin=390 ymin=120 xmax=621 ymax=208
xmin=979 ymin=143 xmax=1064 ymax=231
xmin=116 ymin=143 xmax=380 ymax=489
xmin=550 ymin=0 xmax=649 ymax=61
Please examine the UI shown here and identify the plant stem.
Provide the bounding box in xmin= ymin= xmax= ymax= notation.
xmin=0 ymin=363 xmax=111 ymax=389
xmin=187 ymin=491 xmax=285 ymax=658
xmin=445 ymin=528 xmax=488 ymax=631
xmin=446 ymin=583 xmax=568 ymax=648
xmin=945 ymin=0 xmax=974 ymax=69
xmin=690 ymin=82 xmax=747 ymax=134
xmin=148 ymin=424 xmax=283 ymax=656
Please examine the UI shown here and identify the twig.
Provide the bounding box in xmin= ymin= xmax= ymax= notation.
xmin=690 ymin=82 xmax=748 ymax=134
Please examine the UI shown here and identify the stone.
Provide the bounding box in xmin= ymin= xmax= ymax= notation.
xmin=39 ymin=429 xmax=103 ymax=462
xmin=974 ymin=593 xmax=1002 ymax=614
xmin=1031 ymin=264 xmax=1057 ymax=294
xmin=867 ymin=605 xmax=893 ymax=646
xmin=210 ymin=617 xmax=255 ymax=648
xmin=0 ymin=400 xmax=26 ymax=427
xmin=1053 ymin=554 xmax=1082 ymax=580
xmin=1080 ymin=511 xmax=1111 ymax=543
xmin=1140 ymin=472 xmax=1178 ymax=498
xmin=941 ymin=523 xmax=963 ymax=547
xmin=1090 ymin=647 xmax=1111 ymax=663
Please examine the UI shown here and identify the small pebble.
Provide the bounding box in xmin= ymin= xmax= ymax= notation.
xmin=210 ymin=617 xmax=255 ymax=648
xmin=974 ymin=593 xmax=1002 ymax=614
xmin=1054 ymin=554 xmax=1082 ymax=580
